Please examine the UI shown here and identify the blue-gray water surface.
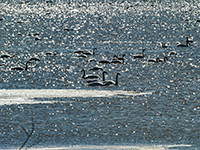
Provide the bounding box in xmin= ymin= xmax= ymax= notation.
xmin=0 ymin=0 xmax=200 ymax=149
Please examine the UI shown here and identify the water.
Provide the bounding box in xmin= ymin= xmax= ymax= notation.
xmin=0 ymin=0 xmax=200 ymax=149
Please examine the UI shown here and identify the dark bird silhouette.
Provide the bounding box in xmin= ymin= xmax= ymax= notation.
xmin=133 ymin=49 xmax=145 ymax=58
xmin=81 ymin=69 xmax=99 ymax=80
xmin=11 ymin=61 xmax=31 ymax=71
xmin=103 ymin=73 xmax=121 ymax=86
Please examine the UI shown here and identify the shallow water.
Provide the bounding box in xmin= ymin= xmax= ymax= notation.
xmin=0 ymin=0 xmax=200 ymax=149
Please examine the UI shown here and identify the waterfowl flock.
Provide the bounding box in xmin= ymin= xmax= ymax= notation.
xmin=0 ymin=35 xmax=193 ymax=88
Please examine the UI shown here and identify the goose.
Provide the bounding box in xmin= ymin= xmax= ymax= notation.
xmin=133 ymin=49 xmax=145 ymax=58
xmin=103 ymin=73 xmax=121 ymax=86
xmin=81 ymin=69 xmax=99 ymax=80
xmin=83 ymin=48 xmax=96 ymax=56
xmin=11 ymin=61 xmax=31 ymax=71
xmin=87 ymin=71 xmax=107 ymax=86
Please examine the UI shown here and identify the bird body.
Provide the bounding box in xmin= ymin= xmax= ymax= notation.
xmin=168 ymin=51 xmax=177 ymax=56
xmin=29 ymin=57 xmax=40 ymax=62
xmin=110 ymin=59 xmax=123 ymax=64
xmin=74 ymin=50 xmax=84 ymax=54
xmin=89 ymin=66 xmax=103 ymax=71
xmin=45 ymin=52 xmax=57 ymax=56
xmin=0 ymin=54 xmax=13 ymax=58
xmin=11 ymin=61 xmax=30 ymax=71
xmin=87 ymin=71 xmax=107 ymax=86
xmin=81 ymin=69 xmax=99 ymax=80
xmin=186 ymin=37 xmax=193 ymax=44
xmin=103 ymin=73 xmax=121 ymax=86
xmin=177 ymin=43 xmax=188 ymax=47
xmin=99 ymin=60 xmax=110 ymax=64
xmin=133 ymin=49 xmax=145 ymax=59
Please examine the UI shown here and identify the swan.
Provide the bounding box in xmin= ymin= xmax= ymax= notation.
xmin=117 ymin=54 xmax=126 ymax=61
xmin=168 ymin=51 xmax=177 ymax=56
xmin=177 ymin=42 xmax=188 ymax=47
xmin=148 ymin=58 xmax=159 ymax=63
xmin=99 ymin=60 xmax=111 ymax=64
xmin=110 ymin=55 xmax=125 ymax=64
xmin=110 ymin=59 xmax=123 ymax=64
xmin=74 ymin=49 xmax=84 ymax=54
xmin=103 ymin=73 xmax=121 ymax=86
xmin=87 ymin=71 xmax=107 ymax=86
xmin=186 ymin=37 xmax=193 ymax=44
xmin=77 ymin=54 xmax=87 ymax=58
xmin=45 ymin=52 xmax=57 ymax=56
xmin=28 ymin=57 xmax=40 ymax=62
xmin=162 ymin=43 xmax=168 ymax=48
xmin=133 ymin=49 xmax=145 ymax=58
xmin=148 ymin=57 xmax=168 ymax=63
xmin=11 ymin=61 xmax=31 ymax=71
xmin=0 ymin=54 xmax=14 ymax=58
xmin=157 ymin=57 xmax=168 ymax=62
xmin=89 ymin=66 xmax=103 ymax=71
xmin=81 ymin=69 xmax=99 ymax=80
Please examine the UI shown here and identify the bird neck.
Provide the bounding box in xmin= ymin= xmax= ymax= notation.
xmin=25 ymin=62 xmax=29 ymax=71
xmin=103 ymin=72 xmax=105 ymax=81
xmin=115 ymin=74 xmax=119 ymax=85
xmin=82 ymin=70 xmax=85 ymax=78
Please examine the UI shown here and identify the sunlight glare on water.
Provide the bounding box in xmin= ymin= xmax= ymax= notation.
xmin=0 ymin=0 xmax=200 ymax=149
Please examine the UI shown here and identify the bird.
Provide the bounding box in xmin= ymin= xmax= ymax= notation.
xmin=110 ymin=59 xmax=123 ymax=64
xmin=148 ymin=57 xmax=168 ymax=63
xmin=133 ymin=49 xmax=145 ymax=58
xmin=110 ymin=55 xmax=124 ymax=64
xmin=186 ymin=37 xmax=193 ymax=44
xmin=74 ymin=49 xmax=84 ymax=54
xmin=99 ymin=60 xmax=111 ymax=64
xmin=45 ymin=52 xmax=57 ymax=56
xmin=103 ymin=72 xmax=121 ymax=86
xmin=177 ymin=42 xmax=188 ymax=47
xmin=148 ymin=58 xmax=159 ymax=63
xmin=162 ymin=43 xmax=168 ymax=48
xmin=117 ymin=54 xmax=126 ymax=61
xmin=11 ymin=61 xmax=31 ymax=71
xmin=168 ymin=51 xmax=177 ymax=56
xmin=157 ymin=57 xmax=168 ymax=62
xmin=89 ymin=66 xmax=103 ymax=71
xmin=87 ymin=71 xmax=108 ymax=86
xmin=28 ymin=57 xmax=40 ymax=62
xmin=83 ymin=48 xmax=96 ymax=56
xmin=0 ymin=54 xmax=14 ymax=58
xmin=77 ymin=54 xmax=87 ymax=58
xmin=81 ymin=69 xmax=99 ymax=80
